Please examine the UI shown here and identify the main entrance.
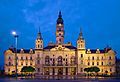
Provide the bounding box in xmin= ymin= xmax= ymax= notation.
xmin=58 ymin=68 xmax=63 ymax=75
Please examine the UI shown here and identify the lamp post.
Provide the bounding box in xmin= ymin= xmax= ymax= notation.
xmin=12 ymin=31 xmax=18 ymax=79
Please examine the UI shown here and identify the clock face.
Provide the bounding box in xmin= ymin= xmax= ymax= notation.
xmin=58 ymin=47 xmax=62 ymax=50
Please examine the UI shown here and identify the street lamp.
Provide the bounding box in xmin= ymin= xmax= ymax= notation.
xmin=12 ymin=31 xmax=18 ymax=79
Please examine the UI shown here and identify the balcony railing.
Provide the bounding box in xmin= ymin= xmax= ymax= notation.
xmin=43 ymin=64 xmax=76 ymax=67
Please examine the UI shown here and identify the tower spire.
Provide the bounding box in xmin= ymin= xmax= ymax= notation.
xmin=78 ymin=27 xmax=83 ymax=39
xmin=58 ymin=11 xmax=62 ymax=18
xmin=37 ymin=27 xmax=42 ymax=40
xmin=57 ymin=11 xmax=63 ymax=24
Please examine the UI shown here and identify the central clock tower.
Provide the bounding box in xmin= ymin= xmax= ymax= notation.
xmin=56 ymin=11 xmax=64 ymax=44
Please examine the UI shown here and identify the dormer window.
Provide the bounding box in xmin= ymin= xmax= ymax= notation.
xmin=87 ymin=49 xmax=91 ymax=53
xmin=96 ymin=48 xmax=100 ymax=53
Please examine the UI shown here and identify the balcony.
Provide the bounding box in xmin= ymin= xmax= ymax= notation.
xmin=43 ymin=64 xmax=76 ymax=67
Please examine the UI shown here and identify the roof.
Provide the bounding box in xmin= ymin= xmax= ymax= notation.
xmin=65 ymin=45 xmax=77 ymax=49
xmin=9 ymin=47 xmax=35 ymax=53
xmin=43 ymin=45 xmax=77 ymax=50
xmin=44 ymin=45 xmax=56 ymax=49
xmin=86 ymin=49 xmax=105 ymax=53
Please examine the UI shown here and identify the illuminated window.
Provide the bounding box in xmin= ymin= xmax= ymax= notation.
xmin=45 ymin=56 xmax=50 ymax=65
xmin=71 ymin=56 xmax=75 ymax=65
xmin=101 ymin=57 xmax=104 ymax=60
xmin=21 ymin=62 xmax=23 ymax=65
xmin=109 ymin=62 xmax=111 ymax=65
xmin=88 ymin=57 xmax=90 ymax=60
xmin=81 ymin=68 xmax=83 ymax=72
xmin=101 ymin=69 xmax=103 ymax=72
xmin=81 ymin=60 xmax=83 ymax=64
xmin=58 ymin=56 xmax=63 ymax=65
xmin=97 ymin=57 xmax=99 ymax=60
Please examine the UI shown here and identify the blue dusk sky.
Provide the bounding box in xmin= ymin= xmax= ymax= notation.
xmin=0 ymin=0 xmax=120 ymax=66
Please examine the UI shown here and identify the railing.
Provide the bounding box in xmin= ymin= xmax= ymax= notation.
xmin=43 ymin=64 xmax=76 ymax=67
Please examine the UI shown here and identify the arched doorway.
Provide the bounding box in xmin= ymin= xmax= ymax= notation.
xmin=58 ymin=68 xmax=63 ymax=75
xmin=58 ymin=68 xmax=63 ymax=79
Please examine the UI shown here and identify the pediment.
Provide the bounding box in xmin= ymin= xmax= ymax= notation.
xmin=50 ymin=45 xmax=70 ymax=51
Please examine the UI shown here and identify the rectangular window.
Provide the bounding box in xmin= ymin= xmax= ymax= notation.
xmin=92 ymin=57 xmax=94 ymax=60
xmin=92 ymin=62 xmax=94 ymax=65
xmin=109 ymin=56 xmax=112 ymax=60
xmin=81 ymin=60 xmax=83 ymax=64
xmin=97 ymin=62 xmax=99 ymax=65
xmin=88 ymin=57 xmax=90 ymax=60
xmin=97 ymin=57 xmax=99 ymax=60
xmin=38 ymin=68 xmax=40 ymax=72
xmin=81 ymin=54 xmax=83 ymax=58
xmin=21 ymin=57 xmax=23 ymax=60
xmin=37 ymin=60 xmax=40 ymax=64
xmin=110 ymin=68 xmax=112 ymax=72
xmin=21 ymin=62 xmax=23 ymax=65
xmin=109 ymin=62 xmax=111 ymax=65
xmin=88 ymin=62 xmax=90 ymax=65
xmin=101 ymin=57 xmax=103 ymax=60
xmin=81 ymin=68 xmax=83 ymax=72
xmin=101 ymin=62 xmax=103 ymax=65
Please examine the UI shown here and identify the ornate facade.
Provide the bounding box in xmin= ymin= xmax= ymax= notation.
xmin=4 ymin=11 xmax=116 ymax=78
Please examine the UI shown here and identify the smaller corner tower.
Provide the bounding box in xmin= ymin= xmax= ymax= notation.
xmin=77 ymin=28 xmax=85 ymax=49
xmin=35 ymin=27 xmax=43 ymax=49
xmin=56 ymin=11 xmax=64 ymax=44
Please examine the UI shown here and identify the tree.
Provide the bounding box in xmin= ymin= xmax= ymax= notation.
xmin=21 ymin=66 xmax=35 ymax=77
xmin=84 ymin=67 xmax=90 ymax=78
xmin=84 ymin=66 xmax=100 ymax=78
xmin=92 ymin=66 xmax=100 ymax=78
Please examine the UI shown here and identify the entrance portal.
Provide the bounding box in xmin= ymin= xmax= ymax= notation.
xmin=58 ymin=68 xmax=63 ymax=75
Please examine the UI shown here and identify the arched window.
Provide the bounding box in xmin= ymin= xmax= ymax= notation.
xmin=37 ymin=60 xmax=40 ymax=64
xmin=30 ymin=56 xmax=32 ymax=60
xmin=45 ymin=56 xmax=50 ymax=65
xmin=58 ymin=56 xmax=62 ymax=65
xmin=8 ymin=56 xmax=11 ymax=60
xmin=109 ymin=56 xmax=112 ymax=60
xmin=71 ymin=56 xmax=75 ymax=65
xmin=8 ymin=62 xmax=11 ymax=66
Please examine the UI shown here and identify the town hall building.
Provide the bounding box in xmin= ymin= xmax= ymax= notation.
xmin=4 ymin=11 xmax=116 ymax=79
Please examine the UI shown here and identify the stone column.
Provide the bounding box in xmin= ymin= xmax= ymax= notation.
xmin=55 ymin=68 xmax=58 ymax=75
xmin=68 ymin=68 xmax=71 ymax=75
xmin=50 ymin=68 xmax=52 ymax=75
xmin=63 ymin=68 xmax=66 ymax=75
